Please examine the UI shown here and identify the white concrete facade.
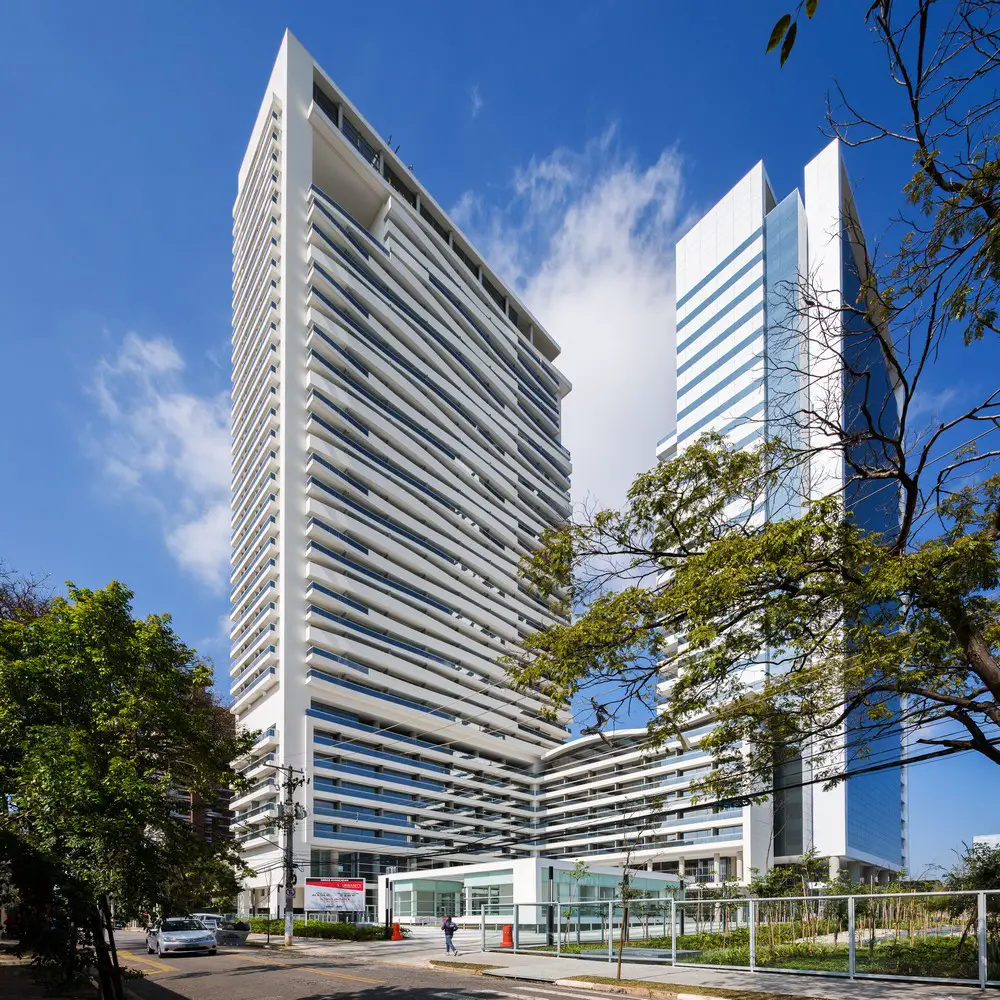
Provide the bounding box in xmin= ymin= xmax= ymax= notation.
xmin=231 ymin=31 xmax=573 ymax=913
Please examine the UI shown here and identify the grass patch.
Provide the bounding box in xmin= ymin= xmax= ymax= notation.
xmin=428 ymin=960 xmax=502 ymax=973
xmin=549 ymin=931 xmax=979 ymax=979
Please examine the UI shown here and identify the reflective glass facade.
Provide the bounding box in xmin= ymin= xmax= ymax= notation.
xmin=841 ymin=227 xmax=904 ymax=866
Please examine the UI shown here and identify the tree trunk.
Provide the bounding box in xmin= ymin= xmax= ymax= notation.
xmin=90 ymin=909 xmax=116 ymax=1000
xmin=90 ymin=902 xmax=124 ymax=1000
xmin=99 ymin=896 xmax=124 ymax=1000
xmin=616 ymin=901 xmax=629 ymax=980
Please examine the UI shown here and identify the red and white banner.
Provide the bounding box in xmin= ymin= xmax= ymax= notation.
xmin=304 ymin=878 xmax=366 ymax=912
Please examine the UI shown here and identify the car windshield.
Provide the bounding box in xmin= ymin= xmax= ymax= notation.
xmin=161 ymin=919 xmax=205 ymax=932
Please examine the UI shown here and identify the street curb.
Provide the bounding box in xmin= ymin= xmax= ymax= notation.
xmin=555 ymin=981 xmax=635 ymax=995
xmin=553 ymin=980 xmax=697 ymax=998
xmin=426 ymin=962 xmax=504 ymax=976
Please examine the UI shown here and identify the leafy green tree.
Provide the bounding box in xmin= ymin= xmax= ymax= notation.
xmin=942 ymin=841 xmax=1000 ymax=956
xmin=508 ymin=0 xmax=1000 ymax=812
xmin=946 ymin=841 xmax=1000 ymax=892
xmin=0 ymin=580 xmax=255 ymax=997
xmin=510 ymin=435 xmax=1000 ymax=800
xmin=568 ymin=859 xmax=591 ymax=901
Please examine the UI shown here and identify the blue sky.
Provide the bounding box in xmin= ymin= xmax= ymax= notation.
xmin=2 ymin=0 xmax=997 ymax=874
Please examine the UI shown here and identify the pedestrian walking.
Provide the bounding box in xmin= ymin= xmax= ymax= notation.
xmin=442 ymin=914 xmax=459 ymax=955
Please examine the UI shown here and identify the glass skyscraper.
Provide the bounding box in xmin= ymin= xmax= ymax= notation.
xmin=661 ymin=140 xmax=908 ymax=880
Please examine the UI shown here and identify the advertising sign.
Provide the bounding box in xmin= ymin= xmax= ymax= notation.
xmin=304 ymin=878 xmax=366 ymax=912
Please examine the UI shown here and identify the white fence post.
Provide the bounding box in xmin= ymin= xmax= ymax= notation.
xmin=556 ymin=903 xmax=561 ymax=957
xmin=979 ymin=891 xmax=987 ymax=989
xmin=848 ymin=896 xmax=856 ymax=980
xmin=481 ymin=904 xmax=486 ymax=953
xmin=608 ymin=900 xmax=614 ymax=963
xmin=513 ymin=903 xmax=519 ymax=954
xmin=749 ymin=898 xmax=756 ymax=972
xmin=671 ymin=898 xmax=677 ymax=966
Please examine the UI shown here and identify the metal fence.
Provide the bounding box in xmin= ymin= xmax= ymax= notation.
xmin=483 ymin=891 xmax=1000 ymax=988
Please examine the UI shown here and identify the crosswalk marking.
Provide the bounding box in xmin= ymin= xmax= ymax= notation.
xmin=118 ymin=950 xmax=177 ymax=975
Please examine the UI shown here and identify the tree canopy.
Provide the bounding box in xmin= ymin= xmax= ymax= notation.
xmin=508 ymin=0 xmax=1000 ymax=807
xmin=0 ymin=577 xmax=255 ymax=994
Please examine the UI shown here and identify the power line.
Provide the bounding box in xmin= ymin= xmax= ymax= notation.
xmin=237 ymin=710 xmax=972 ymax=865
xmin=231 ymin=424 xmax=1000 ymax=878
xmin=387 ymin=737 xmax=992 ymax=864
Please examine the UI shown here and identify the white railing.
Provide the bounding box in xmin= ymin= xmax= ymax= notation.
xmin=483 ymin=891 xmax=1000 ymax=988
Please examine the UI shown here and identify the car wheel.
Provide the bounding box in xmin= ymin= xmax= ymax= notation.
xmin=209 ymin=949 xmax=217 ymax=956
xmin=146 ymin=941 xmax=153 ymax=954
xmin=156 ymin=942 xmax=162 ymax=957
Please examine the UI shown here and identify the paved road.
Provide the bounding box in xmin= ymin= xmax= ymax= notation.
xmin=112 ymin=932 xmax=619 ymax=1000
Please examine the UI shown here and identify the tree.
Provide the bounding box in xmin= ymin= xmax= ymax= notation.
xmin=507 ymin=1 xmax=1000 ymax=809
xmin=612 ymin=796 xmax=662 ymax=979
xmin=0 ymin=561 xmax=48 ymax=622
xmin=944 ymin=840 xmax=1000 ymax=956
xmin=947 ymin=841 xmax=1000 ymax=892
xmin=0 ymin=579 xmax=255 ymax=996
xmin=563 ymin=859 xmax=591 ymax=948
xmin=569 ymin=858 xmax=592 ymax=898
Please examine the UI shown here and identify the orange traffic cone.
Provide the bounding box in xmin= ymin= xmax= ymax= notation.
xmin=391 ymin=922 xmax=404 ymax=941
xmin=500 ymin=923 xmax=514 ymax=948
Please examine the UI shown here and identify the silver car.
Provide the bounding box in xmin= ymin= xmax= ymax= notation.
xmin=146 ymin=917 xmax=218 ymax=956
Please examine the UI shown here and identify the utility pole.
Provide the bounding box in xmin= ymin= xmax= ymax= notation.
xmin=276 ymin=765 xmax=308 ymax=947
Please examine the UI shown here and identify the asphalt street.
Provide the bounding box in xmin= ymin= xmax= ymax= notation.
xmin=112 ymin=932 xmax=619 ymax=1000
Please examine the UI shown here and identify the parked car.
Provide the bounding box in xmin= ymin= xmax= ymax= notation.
xmin=146 ymin=917 xmax=217 ymax=957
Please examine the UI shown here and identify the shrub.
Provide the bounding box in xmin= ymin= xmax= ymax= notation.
xmin=246 ymin=918 xmax=389 ymax=941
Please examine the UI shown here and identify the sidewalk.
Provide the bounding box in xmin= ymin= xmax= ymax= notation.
xmin=250 ymin=933 xmax=991 ymax=998
xmin=466 ymin=950 xmax=988 ymax=998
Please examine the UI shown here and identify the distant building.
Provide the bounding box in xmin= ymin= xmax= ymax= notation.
xmin=171 ymin=702 xmax=235 ymax=844
xmin=168 ymin=787 xmax=233 ymax=844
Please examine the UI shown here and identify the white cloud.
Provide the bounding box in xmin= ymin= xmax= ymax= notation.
xmin=90 ymin=332 xmax=230 ymax=590
xmin=453 ymin=131 xmax=684 ymax=510
xmin=166 ymin=502 xmax=231 ymax=588
xmin=470 ymin=84 xmax=484 ymax=120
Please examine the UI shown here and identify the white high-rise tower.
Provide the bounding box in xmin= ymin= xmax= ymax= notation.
xmin=657 ymin=140 xmax=908 ymax=881
xmin=230 ymin=31 xmax=571 ymax=915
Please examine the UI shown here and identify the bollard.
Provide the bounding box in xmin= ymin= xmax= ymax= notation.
xmin=391 ymin=922 xmax=404 ymax=941
xmin=500 ymin=923 xmax=514 ymax=948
